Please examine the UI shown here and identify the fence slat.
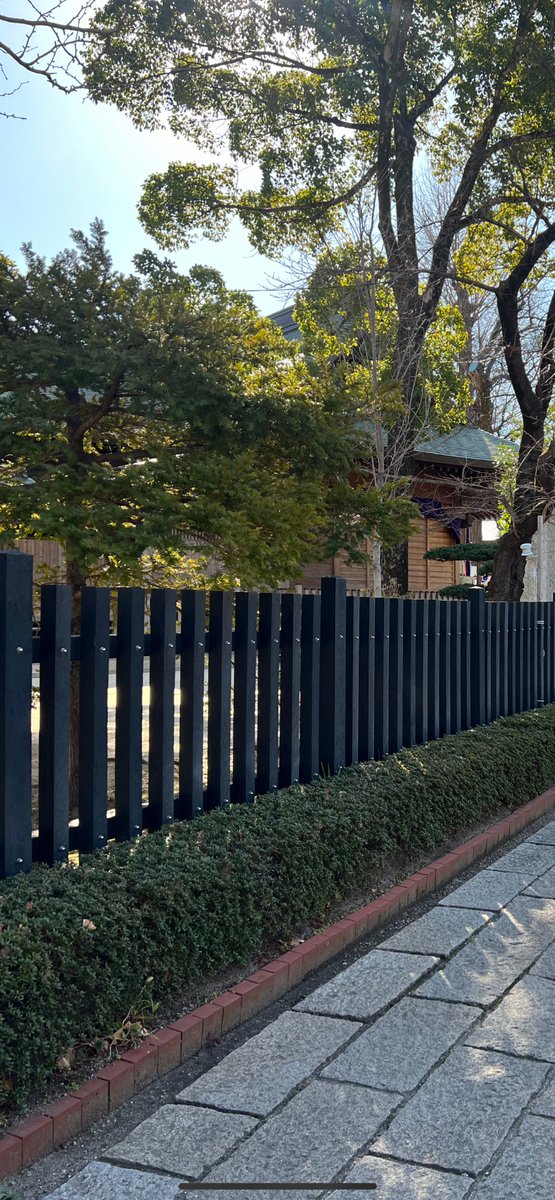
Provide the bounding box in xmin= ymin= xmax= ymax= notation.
xmin=459 ymin=598 xmax=471 ymax=729
xmin=438 ymin=602 xmax=451 ymax=738
xmin=374 ymin=598 xmax=390 ymax=759
xmin=543 ymin=600 xmax=551 ymax=706
xmin=234 ymin=592 xmax=258 ymax=802
xmin=499 ymin=602 xmax=509 ymax=717
xmin=78 ymin=587 xmax=111 ymax=853
xmin=488 ymin=602 xmax=500 ymax=723
xmin=358 ymin=597 xmax=375 ymax=761
xmin=278 ymin=593 xmax=302 ymax=787
xmin=449 ymin=600 xmax=462 ymax=734
xmin=345 ymin=595 xmax=360 ymax=767
xmin=0 ymin=552 xmax=33 ymax=877
xmin=38 ymin=584 xmax=72 ymax=864
xmin=427 ymin=601 xmax=440 ymax=741
xmin=515 ymin=602 xmax=525 ymax=712
xmin=388 ymin=599 xmax=403 ymax=752
xmin=319 ymin=577 xmax=347 ymax=773
xmin=469 ymin=588 xmax=486 ymax=726
xmin=178 ymin=590 xmax=206 ymax=820
xmin=402 ymin=599 xmax=416 ymax=748
xmin=148 ymin=589 xmax=176 ymax=829
xmin=114 ymin=588 xmax=144 ymax=841
xmin=300 ymin=594 xmax=321 ymax=782
xmin=414 ymin=599 xmax=428 ymax=745
xmin=206 ymin=591 xmax=233 ymax=809
xmin=257 ymin=592 xmax=281 ymax=794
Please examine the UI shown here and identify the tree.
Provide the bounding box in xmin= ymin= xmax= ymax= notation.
xmin=0 ymin=219 xmax=410 ymax=593
xmin=85 ymin=0 xmax=555 ymax=590
xmin=0 ymin=3 xmax=103 ymax=113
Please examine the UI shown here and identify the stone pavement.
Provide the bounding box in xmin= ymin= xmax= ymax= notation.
xmin=43 ymin=823 xmax=555 ymax=1199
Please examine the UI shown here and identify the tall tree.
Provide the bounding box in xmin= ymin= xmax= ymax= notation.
xmin=87 ymin=0 xmax=555 ymax=589
xmin=0 ymin=2 xmax=102 ymax=112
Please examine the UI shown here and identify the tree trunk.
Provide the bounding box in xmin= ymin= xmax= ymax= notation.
xmin=487 ymin=520 xmax=537 ymax=601
xmin=372 ymin=540 xmax=382 ymax=597
xmin=381 ymin=540 xmax=409 ymax=596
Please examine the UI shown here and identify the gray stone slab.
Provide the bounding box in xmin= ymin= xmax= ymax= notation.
xmin=530 ymin=941 xmax=555 ymax=978
xmin=466 ymin=975 xmax=555 ymax=1061
xmin=44 ymin=1163 xmax=182 ymax=1199
xmin=417 ymin=895 xmax=555 ymax=1006
xmin=530 ymin=1077 xmax=555 ymax=1117
xmin=198 ymin=1080 xmax=400 ymax=1188
xmin=472 ymin=1116 xmax=555 ymax=1199
xmin=380 ymin=906 xmax=491 ymax=957
xmin=105 ymin=1105 xmax=258 ymax=1179
xmin=321 ymin=997 xmax=479 ymax=1092
xmin=439 ymin=868 xmax=532 ymax=911
xmin=525 ymin=865 xmax=555 ymax=897
xmin=342 ymin=1155 xmax=473 ymax=1199
xmin=175 ymin=1011 xmax=359 ymax=1115
xmin=526 ymin=821 xmax=555 ymax=845
xmin=372 ymin=1045 xmax=547 ymax=1175
xmin=487 ymin=841 xmax=555 ymax=878
xmin=295 ymin=950 xmax=438 ymax=1020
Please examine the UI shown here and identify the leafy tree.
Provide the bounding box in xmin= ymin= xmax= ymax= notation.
xmin=86 ymin=0 xmax=555 ymax=591
xmin=0 ymin=219 xmax=411 ymax=594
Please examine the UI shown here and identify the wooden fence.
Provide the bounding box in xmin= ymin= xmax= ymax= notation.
xmin=1 ymin=549 xmax=553 ymax=879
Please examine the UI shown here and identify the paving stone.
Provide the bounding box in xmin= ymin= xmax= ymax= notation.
xmin=379 ymin=906 xmax=491 ymax=957
xmin=466 ymin=975 xmax=555 ymax=1061
xmin=471 ymin=1116 xmax=555 ymax=1199
xmin=372 ymin=1046 xmax=547 ymax=1175
xmin=417 ymin=896 xmax=555 ymax=1006
xmin=526 ymin=821 xmax=555 ymax=845
xmin=524 ymin=865 xmax=555 ymax=897
xmin=439 ymin=869 xmax=532 ymax=911
xmin=341 ymin=1154 xmax=473 ymax=1199
xmin=105 ymin=1105 xmax=258 ymax=1179
xmin=487 ymin=841 xmax=555 ymax=878
xmin=321 ymin=997 xmax=478 ymax=1092
xmin=44 ymin=1162 xmax=182 ymax=1199
xmin=175 ymin=1011 xmax=359 ymax=1115
xmin=530 ymin=1077 xmax=555 ymax=1117
xmin=197 ymin=1080 xmax=400 ymax=1190
xmin=295 ymin=950 xmax=438 ymax=1020
xmin=530 ymin=941 xmax=555 ymax=979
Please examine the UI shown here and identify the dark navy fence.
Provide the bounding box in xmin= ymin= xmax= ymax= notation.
xmin=1 ymin=549 xmax=553 ymax=878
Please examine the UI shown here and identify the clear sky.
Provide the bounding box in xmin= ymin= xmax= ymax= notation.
xmin=0 ymin=5 xmax=286 ymax=315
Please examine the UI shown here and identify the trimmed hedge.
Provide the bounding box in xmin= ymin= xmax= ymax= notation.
xmin=1 ymin=706 xmax=555 ymax=1112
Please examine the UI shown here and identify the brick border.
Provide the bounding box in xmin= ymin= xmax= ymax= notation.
xmin=2 ymin=786 xmax=555 ymax=1178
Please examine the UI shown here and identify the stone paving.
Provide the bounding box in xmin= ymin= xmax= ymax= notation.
xmin=43 ymin=824 xmax=555 ymax=1200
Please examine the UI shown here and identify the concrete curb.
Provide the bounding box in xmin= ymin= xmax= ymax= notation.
xmin=2 ymin=785 xmax=555 ymax=1178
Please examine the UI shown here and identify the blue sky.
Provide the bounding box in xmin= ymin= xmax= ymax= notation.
xmin=0 ymin=6 xmax=285 ymax=315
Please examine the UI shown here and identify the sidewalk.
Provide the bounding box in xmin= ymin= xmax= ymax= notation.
xmin=23 ymin=827 xmax=555 ymax=1198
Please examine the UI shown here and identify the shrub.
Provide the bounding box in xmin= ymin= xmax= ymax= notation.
xmin=1 ymin=706 xmax=555 ymax=1111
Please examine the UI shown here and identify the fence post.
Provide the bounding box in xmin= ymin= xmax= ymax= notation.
xmin=319 ymin=577 xmax=346 ymax=774
xmin=78 ymin=587 xmax=111 ymax=853
xmin=206 ymin=591 xmax=233 ymax=809
xmin=178 ymin=590 xmax=206 ymax=820
xmin=0 ymin=551 xmax=33 ymax=877
xmin=38 ymin=584 xmax=72 ymax=863
xmin=279 ymin=593 xmax=302 ymax=787
xmin=469 ymin=587 xmax=486 ymax=727
xmin=233 ymin=591 xmax=258 ymax=803
xmin=345 ymin=594 xmax=360 ymax=767
xmin=414 ymin=599 xmax=428 ymax=745
xmin=257 ymin=592 xmax=281 ymax=794
xmin=358 ymin=597 xmax=375 ymax=762
xmin=300 ymin=594 xmax=321 ymax=782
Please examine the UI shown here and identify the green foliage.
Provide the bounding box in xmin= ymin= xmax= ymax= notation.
xmin=425 ymin=542 xmax=497 ymax=563
xmin=2 ymin=705 xmax=555 ymax=1112
xmin=0 ymin=222 xmax=407 ymax=588
xmin=437 ymin=584 xmax=478 ymax=599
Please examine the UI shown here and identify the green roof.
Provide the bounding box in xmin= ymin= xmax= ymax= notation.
xmin=414 ymin=426 xmax=516 ymax=467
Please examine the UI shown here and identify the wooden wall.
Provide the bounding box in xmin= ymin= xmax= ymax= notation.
xmin=407 ymin=516 xmax=459 ymax=592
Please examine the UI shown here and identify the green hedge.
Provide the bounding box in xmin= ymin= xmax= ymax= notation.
xmin=1 ymin=707 xmax=555 ymax=1112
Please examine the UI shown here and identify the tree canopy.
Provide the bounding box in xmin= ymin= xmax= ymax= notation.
xmin=0 ymin=220 xmax=413 ymax=590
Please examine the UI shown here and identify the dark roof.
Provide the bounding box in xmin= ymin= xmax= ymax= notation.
xmin=267 ymin=305 xmax=302 ymax=341
xmin=414 ymin=426 xmax=516 ymax=468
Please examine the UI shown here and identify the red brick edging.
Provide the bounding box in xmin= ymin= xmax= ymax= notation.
xmin=2 ymin=786 xmax=555 ymax=1178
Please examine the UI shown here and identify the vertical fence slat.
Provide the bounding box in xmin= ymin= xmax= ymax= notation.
xmin=114 ymin=588 xmax=144 ymax=841
xmin=414 ymin=599 xmax=428 ymax=745
xmin=38 ymin=584 xmax=72 ymax=864
xmin=516 ymin=602 xmax=525 ymax=712
xmin=257 ymin=592 xmax=281 ymax=794
xmin=178 ymin=590 xmax=206 ymax=820
xmin=358 ymin=597 xmax=375 ymax=762
xmin=438 ymin=601 xmax=451 ymax=737
xmin=402 ymin=599 xmax=416 ymax=748
xmin=78 ymin=587 xmax=111 ymax=853
xmin=427 ymin=601 xmax=440 ymax=740
xmin=499 ymin=602 xmax=509 ymax=717
xmin=345 ymin=595 xmax=360 ymax=767
xmin=0 ymin=552 xmax=33 ymax=877
xmin=319 ymin=577 xmax=347 ymax=773
xmin=206 ymin=591 xmax=233 ymax=809
xmin=469 ymin=588 xmax=486 ymax=727
xmin=543 ymin=600 xmax=551 ymax=706
xmin=530 ymin=601 xmax=540 ymax=708
xmin=300 ymin=594 xmax=321 ymax=782
xmin=148 ymin=589 xmax=176 ymax=829
xmin=233 ymin=592 xmax=258 ymax=803
xmin=489 ymin=602 xmax=500 ymax=723
xmin=551 ymin=596 xmax=555 ymax=704
xmin=459 ymin=597 xmax=471 ymax=730
xmin=449 ymin=600 xmax=462 ymax=734
xmin=506 ymin=602 xmax=516 ymax=715
xmin=374 ymin=598 xmax=390 ymax=759
xmin=279 ymin=593 xmax=302 ymax=787
xmin=388 ymin=599 xmax=403 ymax=752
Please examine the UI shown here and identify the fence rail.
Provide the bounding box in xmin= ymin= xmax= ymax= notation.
xmin=0 ymin=550 xmax=553 ymax=879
